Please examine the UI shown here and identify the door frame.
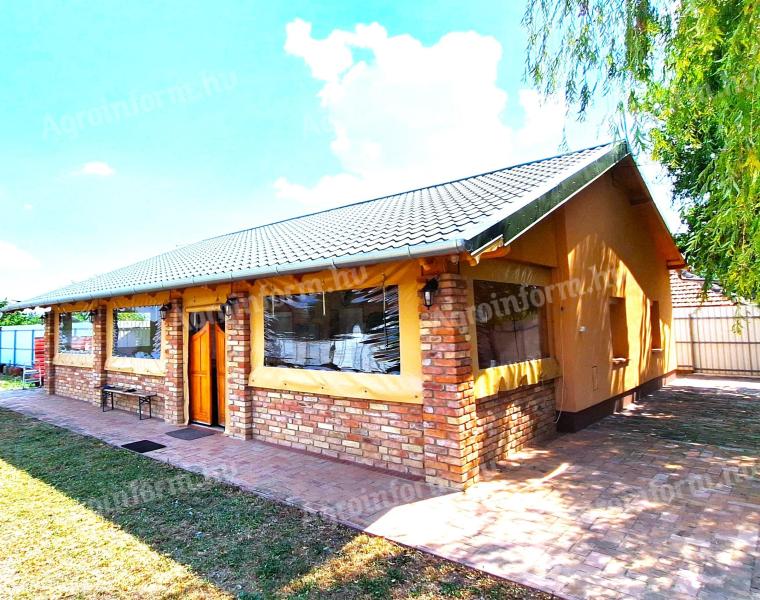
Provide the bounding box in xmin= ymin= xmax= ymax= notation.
xmin=183 ymin=303 xmax=229 ymax=434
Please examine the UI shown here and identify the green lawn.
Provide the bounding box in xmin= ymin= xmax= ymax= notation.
xmin=0 ymin=408 xmax=548 ymax=599
xmin=0 ymin=375 xmax=26 ymax=391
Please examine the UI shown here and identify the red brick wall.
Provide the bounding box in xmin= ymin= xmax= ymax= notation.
xmin=251 ymin=389 xmax=425 ymax=477
xmin=43 ymin=314 xmax=55 ymax=395
xmin=45 ymin=304 xmax=184 ymax=424
xmin=105 ymin=371 xmax=166 ymax=419
xmin=92 ymin=306 xmax=107 ymax=393
xmin=226 ymin=293 xmax=252 ymax=439
xmin=472 ymin=381 xmax=556 ymax=466
xmin=420 ymin=272 xmax=479 ymax=489
xmin=54 ymin=364 xmax=97 ymax=403
xmin=163 ymin=300 xmax=184 ymax=424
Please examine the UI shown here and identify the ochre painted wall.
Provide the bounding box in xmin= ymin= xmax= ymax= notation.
xmin=552 ymin=173 xmax=677 ymax=413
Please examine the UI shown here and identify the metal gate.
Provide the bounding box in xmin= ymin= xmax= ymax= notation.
xmin=673 ymin=305 xmax=760 ymax=377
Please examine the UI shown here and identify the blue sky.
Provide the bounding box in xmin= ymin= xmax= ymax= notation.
xmin=0 ymin=1 xmax=680 ymax=301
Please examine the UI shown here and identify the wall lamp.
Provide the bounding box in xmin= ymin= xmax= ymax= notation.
xmin=421 ymin=277 xmax=439 ymax=308
xmin=220 ymin=297 xmax=237 ymax=318
xmin=159 ymin=303 xmax=171 ymax=321
xmin=88 ymin=310 xmax=97 ymax=322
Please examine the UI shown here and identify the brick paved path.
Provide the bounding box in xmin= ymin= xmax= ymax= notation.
xmin=1 ymin=376 xmax=758 ymax=599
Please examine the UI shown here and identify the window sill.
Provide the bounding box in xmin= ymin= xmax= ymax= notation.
xmin=474 ymin=357 xmax=560 ymax=399
xmin=248 ymin=365 xmax=423 ymax=404
xmin=53 ymin=353 xmax=94 ymax=369
xmin=105 ymin=356 xmax=167 ymax=377
xmin=611 ymin=357 xmax=629 ymax=367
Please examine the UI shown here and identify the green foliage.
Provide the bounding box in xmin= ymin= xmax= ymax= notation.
xmin=524 ymin=0 xmax=760 ymax=301
xmin=0 ymin=300 xmax=42 ymax=326
xmin=115 ymin=311 xmax=146 ymax=322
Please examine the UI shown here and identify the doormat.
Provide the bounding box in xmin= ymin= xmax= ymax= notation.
xmin=165 ymin=428 xmax=216 ymax=441
xmin=121 ymin=440 xmax=166 ymax=453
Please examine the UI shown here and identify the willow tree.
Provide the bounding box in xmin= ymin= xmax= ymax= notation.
xmin=524 ymin=0 xmax=759 ymax=301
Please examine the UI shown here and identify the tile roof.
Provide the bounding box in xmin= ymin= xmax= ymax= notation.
xmin=669 ymin=270 xmax=733 ymax=308
xmin=9 ymin=141 xmax=627 ymax=310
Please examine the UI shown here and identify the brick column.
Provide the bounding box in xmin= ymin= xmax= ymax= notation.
xmin=226 ymin=294 xmax=252 ymax=439
xmin=90 ymin=305 xmax=107 ymax=403
xmin=163 ymin=299 xmax=184 ymax=425
xmin=43 ymin=311 xmax=55 ymax=395
xmin=420 ymin=272 xmax=479 ymax=490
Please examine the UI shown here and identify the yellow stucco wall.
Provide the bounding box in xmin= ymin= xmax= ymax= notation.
xmin=552 ymin=173 xmax=677 ymax=413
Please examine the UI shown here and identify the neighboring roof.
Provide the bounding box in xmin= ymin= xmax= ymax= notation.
xmin=670 ymin=270 xmax=734 ymax=308
xmin=7 ymin=140 xmax=663 ymax=310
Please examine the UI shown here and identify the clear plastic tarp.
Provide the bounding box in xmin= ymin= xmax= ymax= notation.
xmin=264 ymin=285 xmax=400 ymax=374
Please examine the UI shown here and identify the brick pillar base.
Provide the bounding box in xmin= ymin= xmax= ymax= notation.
xmin=226 ymin=294 xmax=252 ymax=439
xmin=421 ymin=272 xmax=479 ymax=490
xmin=163 ymin=299 xmax=184 ymax=425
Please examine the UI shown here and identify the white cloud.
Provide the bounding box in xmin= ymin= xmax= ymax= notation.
xmin=0 ymin=241 xmax=42 ymax=301
xmin=76 ymin=161 xmax=116 ymax=177
xmin=23 ymin=203 xmax=33 ymax=211
xmin=276 ymin=20 xmax=568 ymax=208
xmin=0 ymin=241 xmax=40 ymax=271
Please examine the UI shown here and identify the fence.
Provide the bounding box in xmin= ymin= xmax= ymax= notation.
xmin=0 ymin=325 xmax=44 ymax=367
xmin=0 ymin=322 xmax=93 ymax=368
xmin=673 ymin=304 xmax=760 ymax=377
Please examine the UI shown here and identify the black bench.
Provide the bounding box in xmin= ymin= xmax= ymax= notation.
xmin=101 ymin=386 xmax=157 ymax=420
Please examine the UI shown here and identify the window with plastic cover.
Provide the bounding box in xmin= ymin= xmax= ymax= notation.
xmin=112 ymin=306 xmax=162 ymax=359
xmin=264 ymin=286 xmax=400 ymax=374
xmin=474 ymin=280 xmax=549 ymax=369
xmin=58 ymin=312 xmax=93 ymax=354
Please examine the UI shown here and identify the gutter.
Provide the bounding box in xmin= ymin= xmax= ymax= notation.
xmin=2 ymin=238 xmax=467 ymax=312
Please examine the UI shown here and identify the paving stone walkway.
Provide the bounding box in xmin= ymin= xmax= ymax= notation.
xmin=1 ymin=376 xmax=758 ymax=600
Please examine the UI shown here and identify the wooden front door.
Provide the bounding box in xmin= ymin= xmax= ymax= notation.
xmin=215 ymin=324 xmax=226 ymax=426
xmin=189 ymin=322 xmax=212 ymax=425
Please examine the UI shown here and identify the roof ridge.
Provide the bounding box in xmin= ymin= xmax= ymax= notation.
xmin=199 ymin=140 xmax=618 ymax=244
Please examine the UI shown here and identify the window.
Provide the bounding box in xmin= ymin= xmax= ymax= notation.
xmin=112 ymin=306 xmax=161 ymax=359
xmin=474 ymin=280 xmax=549 ymax=369
xmin=58 ymin=312 xmax=93 ymax=354
xmin=650 ymin=300 xmax=662 ymax=350
xmin=264 ymin=286 xmax=400 ymax=374
xmin=608 ymin=297 xmax=629 ymax=360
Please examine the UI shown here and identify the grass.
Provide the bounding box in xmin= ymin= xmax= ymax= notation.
xmin=0 ymin=407 xmax=550 ymax=599
xmin=0 ymin=375 xmax=28 ymax=391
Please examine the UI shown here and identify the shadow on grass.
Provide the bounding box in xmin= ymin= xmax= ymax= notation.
xmin=0 ymin=408 xmax=549 ymax=600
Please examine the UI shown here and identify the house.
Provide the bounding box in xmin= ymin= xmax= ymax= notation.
xmin=670 ymin=270 xmax=760 ymax=377
xmin=670 ymin=270 xmax=735 ymax=310
xmin=4 ymin=141 xmax=685 ymax=489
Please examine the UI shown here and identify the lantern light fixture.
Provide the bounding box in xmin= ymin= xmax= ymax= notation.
xmin=159 ymin=304 xmax=171 ymax=321
xmin=220 ymin=297 xmax=237 ymax=318
xmin=421 ymin=278 xmax=439 ymax=308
